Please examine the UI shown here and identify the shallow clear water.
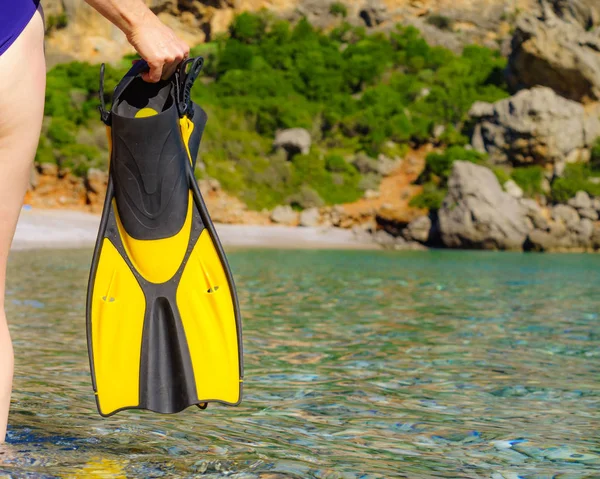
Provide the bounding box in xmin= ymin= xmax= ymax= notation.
xmin=1 ymin=249 xmax=599 ymax=478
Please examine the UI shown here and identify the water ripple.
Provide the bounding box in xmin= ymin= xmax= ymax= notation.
xmin=1 ymin=249 xmax=599 ymax=478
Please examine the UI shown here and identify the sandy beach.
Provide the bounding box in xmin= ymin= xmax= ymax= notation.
xmin=11 ymin=208 xmax=377 ymax=251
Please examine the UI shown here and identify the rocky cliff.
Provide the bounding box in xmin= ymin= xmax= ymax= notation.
xmin=43 ymin=0 xmax=536 ymax=65
xmin=36 ymin=0 xmax=600 ymax=252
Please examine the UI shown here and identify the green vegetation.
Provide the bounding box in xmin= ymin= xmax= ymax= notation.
xmin=409 ymin=183 xmax=447 ymax=211
xmin=410 ymin=146 xmax=487 ymax=211
xmin=492 ymin=166 xmax=511 ymax=186
xmin=417 ymin=146 xmax=487 ymax=185
xmin=329 ymin=2 xmax=348 ymax=18
xmin=512 ymin=165 xmax=544 ymax=197
xmin=590 ymin=138 xmax=600 ymax=171
xmin=46 ymin=13 xmax=68 ymax=31
xmin=39 ymin=13 xmax=509 ymax=210
xmin=551 ymin=163 xmax=600 ymax=203
xmin=425 ymin=14 xmax=454 ymax=31
xmin=38 ymin=62 xmax=122 ymax=173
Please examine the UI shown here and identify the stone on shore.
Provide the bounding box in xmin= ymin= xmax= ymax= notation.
xmin=372 ymin=229 xmax=427 ymax=251
xmin=271 ymin=205 xmax=299 ymax=226
xmin=438 ymin=161 xmax=530 ymax=250
xmin=85 ymin=168 xmax=108 ymax=194
xmin=526 ymin=202 xmax=597 ymax=251
xmin=402 ymin=215 xmax=432 ymax=244
xmin=568 ymin=191 xmax=592 ymax=210
xmin=299 ymin=208 xmax=321 ymax=227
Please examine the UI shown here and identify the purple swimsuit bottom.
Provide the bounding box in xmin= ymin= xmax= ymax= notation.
xmin=0 ymin=0 xmax=41 ymax=56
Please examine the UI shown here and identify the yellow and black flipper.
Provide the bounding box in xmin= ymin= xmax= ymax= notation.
xmin=86 ymin=58 xmax=243 ymax=417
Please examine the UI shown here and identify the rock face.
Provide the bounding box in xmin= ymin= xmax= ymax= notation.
xmin=44 ymin=0 xmax=538 ymax=64
xmin=402 ymin=215 xmax=432 ymax=243
xmin=299 ymin=207 xmax=320 ymax=227
xmin=568 ymin=190 xmax=592 ymax=209
xmin=504 ymin=179 xmax=524 ymax=198
xmin=271 ymin=205 xmax=299 ymax=225
xmin=566 ymin=190 xmax=599 ymax=220
xmin=273 ymin=128 xmax=312 ymax=158
xmin=526 ymin=204 xmax=594 ymax=251
xmin=369 ymin=229 xmax=427 ymax=250
xmin=470 ymin=87 xmax=600 ymax=167
xmin=438 ymin=161 xmax=530 ymax=250
xmin=507 ymin=0 xmax=600 ymax=103
xmin=433 ymin=171 xmax=600 ymax=252
xmin=546 ymin=0 xmax=600 ymax=29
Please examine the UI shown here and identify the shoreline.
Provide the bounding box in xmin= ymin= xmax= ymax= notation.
xmin=11 ymin=208 xmax=378 ymax=251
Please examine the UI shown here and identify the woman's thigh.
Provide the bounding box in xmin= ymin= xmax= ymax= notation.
xmin=0 ymin=7 xmax=46 ymax=305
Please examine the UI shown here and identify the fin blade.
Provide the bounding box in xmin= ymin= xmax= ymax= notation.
xmin=177 ymin=229 xmax=241 ymax=404
xmin=90 ymin=239 xmax=146 ymax=416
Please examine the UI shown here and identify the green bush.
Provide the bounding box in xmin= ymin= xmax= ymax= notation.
xmin=492 ymin=166 xmax=511 ymax=186
xmin=47 ymin=117 xmax=77 ymax=147
xmin=292 ymin=152 xmax=363 ymax=204
xmin=229 ymin=12 xmax=269 ymax=44
xmin=325 ymin=154 xmax=354 ymax=173
xmin=418 ymin=146 xmax=487 ymax=185
xmin=590 ymin=138 xmax=600 ymax=171
xmin=58 ymin=144 xmax=102 ymax=176
xmin=511 ymin=165 xmax=544 ymax=197
xmin=358 ymin=173 xmax=381 ymax=191
xmin=329 ymin=2 xmax=348 ymax=17
xmin=551 ymin=163 xmax=600 ymax=203
xmin=409 ymin=183 xmax=447 ymax=211
xmin=38 ymin=13 xmax=510 ymax=210
xmin=45 ymin=61 xmax=121 ymax=125
xmin=438 ymin=125 xmax=469 ymax=146
xmin=35 ymin=135 xmax=56 ymax=165
xmin=46 ymin=13 xmax=68 ymax=31
xmin=426 ymin=14 xmax=454 ymax=31
xmin=287 ymin=185 xmax=324 ymax=209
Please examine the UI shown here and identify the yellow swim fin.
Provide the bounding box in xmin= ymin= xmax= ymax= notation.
xmin=86 ymin=58 xmax=243 ymax=417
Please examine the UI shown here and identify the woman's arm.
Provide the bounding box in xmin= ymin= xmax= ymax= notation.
xmin=84 ymin=0 xmax=189 ymax=82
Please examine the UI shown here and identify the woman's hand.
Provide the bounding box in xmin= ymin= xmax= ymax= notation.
xmin=84 ymin=0 xmax=190 ymax=82
xmin=126 ymin=16 xmax=189 ymax=83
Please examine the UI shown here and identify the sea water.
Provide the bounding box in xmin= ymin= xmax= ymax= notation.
xmin=1 ymin=249 xmax=599 ymax=478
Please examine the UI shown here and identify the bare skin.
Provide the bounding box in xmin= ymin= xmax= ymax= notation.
xmin=84 ymin=0 xmax=189 ymax=82
xmin=0 ymin=1 xmax=189 ymax=443
xmin=0 ymin=7 xmax=46 ymax=445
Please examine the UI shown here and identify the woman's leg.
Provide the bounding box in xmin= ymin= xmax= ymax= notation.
xmin=0 ymin=8 xmax=46 ymax=443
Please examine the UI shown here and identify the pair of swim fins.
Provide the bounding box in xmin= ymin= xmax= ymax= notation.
xmin=86 ymin=58 xmax=243 ymax=417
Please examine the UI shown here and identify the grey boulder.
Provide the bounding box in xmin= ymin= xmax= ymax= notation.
xmin=567 ymin=190 xmax=592 ymax=209
xmin=552 ymin=204 xmax=581 ymax=228
xmin=470 ymin=87 xmax=600 ymax=166
xmin=299 ymin=208 xmax=321 ymax=227
xmin=579 ymin=207 xmax=599 ymax=220
xmin=402 ymin=215 xmax=432 ymax=244
xmin=271 ymin=205 xmax=299 ymax=225
xmin=273 ymin=128 xmax=312 ymax=158
xmin=438 ymin=161 xmax=530 ymax=250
